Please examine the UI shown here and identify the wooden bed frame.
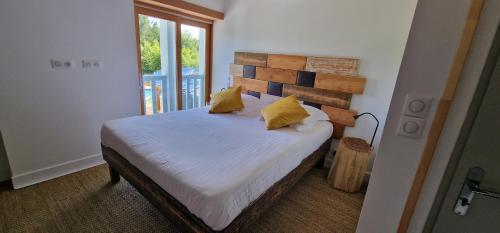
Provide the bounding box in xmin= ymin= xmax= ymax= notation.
xmin=102 ymin=52 xmax=366 ymax=232
xmin=102 ymin=139 xmax=331 ymax=233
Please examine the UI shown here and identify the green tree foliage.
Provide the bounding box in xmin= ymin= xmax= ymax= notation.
xmin=139 ymin=15 xmax=161 ymax=74
xmin=139 ymin=16 xmax=200 ymax=74
xmin=181 ymin=31 xmax=199 ymax=68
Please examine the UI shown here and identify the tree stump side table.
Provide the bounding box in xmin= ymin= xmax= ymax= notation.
xmin=327 ymin=137 xmax=372 ymax=192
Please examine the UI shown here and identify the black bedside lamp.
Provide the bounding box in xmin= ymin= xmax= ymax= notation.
xmin=353 ymin=112 xmax=379 ymax=147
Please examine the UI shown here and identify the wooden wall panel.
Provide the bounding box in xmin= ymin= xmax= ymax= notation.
xmin=232 ymin=51 xmax=365 ymax=139
xmin=282 ymin=84 xmax=351 ymax=109
xmin=232 ymin=76 xmax=246 ymax=92
xmin=321 ymin=105 xmax=357 ymax=127
xmin=234 ymin=52 xmax=268 ymax=67
xmin=230 ymin=64 xmax=243 ymax=77
xmin=267 ymin=54 xmax=307 ymax=70
xmin=305 ymin=56 xmax=359 ymax=75
xmin=256 ymin=67 xmax=297 ymax=84
xmin=333 ymin=125 xmax=345 ymax=139
xmin=233 ymin=76 xmax=268 ymax=93
xmin=315 ymin=73 xmax=367 ymax=94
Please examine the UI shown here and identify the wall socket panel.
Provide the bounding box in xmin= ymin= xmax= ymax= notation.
xmin=51 ymin=59 xmax=74 ymax=69
xmin=398 ymin=116 xmax=426 ymax=138
xmin=82 ymin=60 xmax=102 ymax=69
xmin=403 ymin=95 xmax=433 ymax=118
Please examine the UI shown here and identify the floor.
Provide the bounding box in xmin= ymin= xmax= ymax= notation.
xmin=0 ymin=165 xmax=364 ymax=233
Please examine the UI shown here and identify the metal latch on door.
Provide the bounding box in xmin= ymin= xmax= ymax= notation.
xmin=454 ymin=167 xmax=500 ymax=216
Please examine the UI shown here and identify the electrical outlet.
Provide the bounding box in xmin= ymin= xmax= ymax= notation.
xmin=403 ymin=95 xmax=433 ymax=118
xmin=398 ymin=116 xmax=425 ymax=138
xmin=82 ymin=60 xmax=102 ymax=69
xmin=51 ymin=59 xmax=74 ymax=69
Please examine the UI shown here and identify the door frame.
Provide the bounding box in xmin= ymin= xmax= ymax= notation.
xmin=134 ymin=3 xmax=213 ymax=114
xmin=423 ymin=21 xmax=500 ymax=232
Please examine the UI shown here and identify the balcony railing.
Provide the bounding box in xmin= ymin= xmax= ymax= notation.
xmin=181 ymin=74 xmax=205 ymax=110
xmin=143 ymin=74 xmax=205 ymax=114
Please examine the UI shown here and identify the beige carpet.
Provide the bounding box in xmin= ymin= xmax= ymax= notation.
xmin=0 ymin=165 xmax=364 ymax=233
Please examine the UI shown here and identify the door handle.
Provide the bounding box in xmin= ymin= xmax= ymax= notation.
xmin=472 ymin=188 xmax=500 ymax=199
xmin=454 ymin=167 xmax=500 ymax=216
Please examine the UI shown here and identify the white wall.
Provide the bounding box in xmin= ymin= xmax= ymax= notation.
xmin=0 ymin=0 xmax=141 ymax=188
xmin=212 ymin=0 xmax=418 ymax=157
xmin=356 ymin=0 xmax=493 ymax=232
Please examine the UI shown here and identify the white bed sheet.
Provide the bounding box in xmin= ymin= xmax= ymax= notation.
xmin=101 ymin=107 xmax=332 ymax=230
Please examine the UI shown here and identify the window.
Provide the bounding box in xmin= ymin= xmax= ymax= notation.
xmin=135 ymin=4 xmax=213 ymax=114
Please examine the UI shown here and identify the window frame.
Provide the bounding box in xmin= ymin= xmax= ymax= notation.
xmin=134 ymin=2 xmax=213 ymax=113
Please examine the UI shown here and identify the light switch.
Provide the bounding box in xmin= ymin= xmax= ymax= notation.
xmin=51 ymin=59 xmax=74 ymax=69
xmin=403 ymin=95 xmax=432 ymax=118
xmin=398 ymin=116 xmax=425 ymax=138
xmin=82 ymin=60 xmax=102 ymax=69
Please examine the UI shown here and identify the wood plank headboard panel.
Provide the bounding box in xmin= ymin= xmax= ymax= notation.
xmin=230 ymin=52 xmax=366 ymax=139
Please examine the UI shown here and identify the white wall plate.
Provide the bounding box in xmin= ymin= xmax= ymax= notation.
xmin=403 ymin=95 xmax=433 ymax=118
xmin=50 ymin=59 xmax=74 ymax=69
xmin=398 ymin=116 xmax=426 ymax=138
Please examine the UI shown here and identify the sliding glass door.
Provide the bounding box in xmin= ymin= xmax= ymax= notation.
xmin=137 ymin=14 xmax=177 ymax=114
xmin=180 ymin=23 xmax=208 ymax=110
xmin=135 ymin=7 xmax=212 ymax=115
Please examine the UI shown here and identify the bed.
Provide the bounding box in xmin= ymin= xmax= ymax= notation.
xmin=101 ymin=52 xmax=366 ymax=232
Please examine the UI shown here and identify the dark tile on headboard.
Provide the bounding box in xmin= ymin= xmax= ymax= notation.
xmin=296 ymin=71 xmax=316 ymax=87
xmin=303 ymin=101 xmax=322 ymax=109
xmin=267 ymin=82 xmax=283 ymax=96
xmin=242 ymin=65 xmax=256 ymax=79
xmin=247 ymin=91 xmax=261 ymax=99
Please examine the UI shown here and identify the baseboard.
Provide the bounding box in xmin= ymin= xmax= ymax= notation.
xmin=11 ymin=153 xmax=105 ymax=189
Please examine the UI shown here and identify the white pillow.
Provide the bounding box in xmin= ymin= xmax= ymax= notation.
xmin=291 ymin=105 xmax=330 ymax=132
xmin=260 ymin=93 xmax=304 ymax=105
xmin=234 ymin=94 xmax=264 ymax=115
xmin=260 ymin=93 xmax=283 ymax=105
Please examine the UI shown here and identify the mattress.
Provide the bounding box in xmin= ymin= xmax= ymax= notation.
xmin=101 ymin=107 xmax=333 ymax=230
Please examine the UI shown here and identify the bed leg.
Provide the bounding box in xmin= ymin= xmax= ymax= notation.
xmin=109 ymin=165 xmax=120 ymax=183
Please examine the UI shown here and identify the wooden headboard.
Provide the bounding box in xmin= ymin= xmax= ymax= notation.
xmin=230 ymin=52 xmax=366 ymax=139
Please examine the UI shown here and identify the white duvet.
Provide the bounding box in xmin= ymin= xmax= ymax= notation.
xmin=101 ymin=107 xmax=332 ymax=230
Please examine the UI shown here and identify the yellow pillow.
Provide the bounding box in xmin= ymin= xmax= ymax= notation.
xmin=209 ymin=86 xmax=244 ymax=113
xmin=261 ymin=96 xmax=310 ymax=130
